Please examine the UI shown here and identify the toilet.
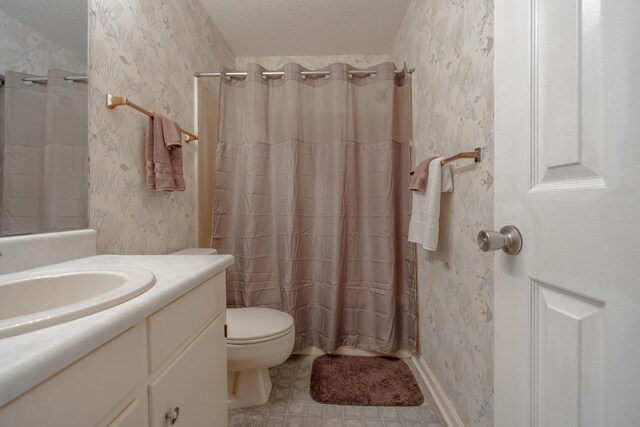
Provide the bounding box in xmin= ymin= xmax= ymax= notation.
xmin=226 ymin=307 xmax=295 ymax=408
xmin=173 ymin=248 xmax=295 ymax=409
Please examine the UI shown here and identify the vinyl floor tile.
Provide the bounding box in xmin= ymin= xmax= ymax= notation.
xmin=228 ymin=355 xmax=446 ymax=427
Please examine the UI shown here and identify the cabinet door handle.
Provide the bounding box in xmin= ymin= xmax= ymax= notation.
xmin=165 ymin=406 xmax=180 ymax=425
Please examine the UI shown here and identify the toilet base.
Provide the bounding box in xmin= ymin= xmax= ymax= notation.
xmin=227 ymin=368 xmax=272 ymax=409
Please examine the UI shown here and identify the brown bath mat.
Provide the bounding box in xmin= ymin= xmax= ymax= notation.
xmin=310 ymin=355 xmax=424 ymax=406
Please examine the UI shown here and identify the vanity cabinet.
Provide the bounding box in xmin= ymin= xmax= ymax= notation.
xmin=148 ymin=316 xmax=226 ymax=427
xmin=0 ymin=323 xmax=146 ymax=427
xmin=0 ymin=272 xmax=228 ymax=427
xmin=146 ymin=272 xmax=227 ymax=427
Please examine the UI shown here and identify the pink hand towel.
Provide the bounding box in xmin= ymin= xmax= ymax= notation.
xmin=145 ymin=113 xmax=185 ymax=191
xmin=410 ymin=157 xmax=436 ymax=192
xmin=159 ymin=113 xmax=185 ymax=191
xmin=145 ymin=116 xmax=156 ymax=189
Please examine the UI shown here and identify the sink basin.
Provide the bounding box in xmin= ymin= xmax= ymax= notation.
xmin=0 ymin=268 xmax=156 ymax=338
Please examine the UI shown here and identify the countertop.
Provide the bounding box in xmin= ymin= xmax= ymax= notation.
xmin=0 ymin=254 xmax=234 ymax=407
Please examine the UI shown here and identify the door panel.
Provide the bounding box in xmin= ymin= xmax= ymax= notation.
xmin=495 ymin=0 xmax=640 ymax=425
xmin=533 ymin=280 xmax=604 ymax=427
xmin=534 ymin=0 xmax=604 ymax=188
xmin=538 ymin=0 xmax=581 ymax=170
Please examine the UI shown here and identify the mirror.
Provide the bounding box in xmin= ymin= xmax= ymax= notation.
xmin=0 ymin=0 xmax=88 ymax=237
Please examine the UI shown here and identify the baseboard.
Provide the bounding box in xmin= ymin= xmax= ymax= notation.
xmin=411 ymin=355 xmax=465 ymax=427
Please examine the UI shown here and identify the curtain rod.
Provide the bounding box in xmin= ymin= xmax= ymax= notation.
xmin=22 ymin=75 xmax=88 ymax=84
xmin=195 ymin=68 xmax=414 ymax=79
xmin=0 ymin=73 xmax=87 ymax=87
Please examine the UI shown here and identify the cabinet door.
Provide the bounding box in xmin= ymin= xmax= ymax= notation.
xmin=147 ymin=273 xmax=225 ymax=373
xmin=0 ymin=325 xmax=144 ymax=427
xmin=148 ymin=314 xmax=227 ymax=427
xmin=107 ymin=399 xmax=145 ymax=427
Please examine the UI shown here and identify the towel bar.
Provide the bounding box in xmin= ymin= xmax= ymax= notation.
xmin=106 ymin=93 xmax=198 ymax=143
xmin=410 ymin=148 xmax=481 ymax=175
xmin=440 ymin=147 xmax=481 ymax=165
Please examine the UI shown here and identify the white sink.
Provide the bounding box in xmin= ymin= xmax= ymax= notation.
xmin=0 ymin=268 xmax=156 ymax=338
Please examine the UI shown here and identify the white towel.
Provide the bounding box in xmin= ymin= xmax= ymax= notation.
xmin=408 ymin=157 xmax=453 ymax=251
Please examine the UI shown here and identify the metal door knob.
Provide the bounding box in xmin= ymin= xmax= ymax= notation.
xmin=477 ymin=225 xmax=522 ymax=255
xmin=166 ymin=407 xmax=180 ymax=425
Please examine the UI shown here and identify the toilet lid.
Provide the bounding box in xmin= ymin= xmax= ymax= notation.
xmin=226 ymin=307 xmax=294 ymax=342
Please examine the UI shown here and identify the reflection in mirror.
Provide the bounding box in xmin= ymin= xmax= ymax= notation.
xmin=0 ymin=0 xmax=88 ymax=237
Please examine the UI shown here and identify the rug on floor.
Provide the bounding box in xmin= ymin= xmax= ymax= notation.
xmin=309 ymin=354 xmax=424 ymax=406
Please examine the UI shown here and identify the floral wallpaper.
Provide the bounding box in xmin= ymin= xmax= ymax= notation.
xmin=0 ymin=10 xmax=86 ymax=78
xmin=391 ymin=0 xmax=495 ymax=425
xmin=88 ymin=0 xmax=235 ymax=254
xmin=236 ymin=54 xmax=390 ymax=70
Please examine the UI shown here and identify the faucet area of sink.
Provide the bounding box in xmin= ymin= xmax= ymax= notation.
xmin=0 ymin=267 xmax=156 ymax=338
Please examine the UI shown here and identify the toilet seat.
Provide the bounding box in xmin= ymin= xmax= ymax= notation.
xmin=227 ymin=307 xmax=295 ymax=345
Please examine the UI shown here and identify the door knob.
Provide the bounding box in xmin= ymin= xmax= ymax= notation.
xmin=165 ymin=407 xmax=180 ymax=425
xmin=477 ymin=225 xmax=522 ymax=255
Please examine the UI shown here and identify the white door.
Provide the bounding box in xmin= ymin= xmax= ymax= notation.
xmin=494 ymin=0 xmax=640 ymax=426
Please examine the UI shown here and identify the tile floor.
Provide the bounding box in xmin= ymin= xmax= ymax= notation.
xmin=228 ymin=354 xmax=446 ymax=427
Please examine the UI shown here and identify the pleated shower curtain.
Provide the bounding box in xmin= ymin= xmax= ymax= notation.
xmin=0 ymin=70 xmax=88 ymax=236
xmin=212 ymin=62 xmax=416 ymax=354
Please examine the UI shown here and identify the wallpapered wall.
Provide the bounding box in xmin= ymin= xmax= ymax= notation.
xmin=88 ymin=0 xmax=235 ymax=254
xmin=391 ymin=0 xmax=495 ymax=425
xmin=0 ymin=10 xmax=85 ymax=77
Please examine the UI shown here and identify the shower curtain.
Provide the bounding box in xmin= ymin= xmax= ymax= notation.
xmin=212 ymin=62 xmax=416 ymax=354
xmin=0 ymin=69 xmax=88 ymax=236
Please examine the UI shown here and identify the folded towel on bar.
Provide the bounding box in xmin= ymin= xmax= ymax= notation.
xmin=408 ymin=157 xmax=453 ymax=251
xmin=145 ymin=113 xmax=185 ymax=191
xmin=409 ymin=157 xmax=436 ymax=191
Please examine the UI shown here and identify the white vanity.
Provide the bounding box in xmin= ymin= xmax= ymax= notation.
xmin=0 ymin=230 xmax=234 ymax=426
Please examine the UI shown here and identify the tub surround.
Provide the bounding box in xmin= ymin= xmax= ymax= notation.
xmin=0 ymin=253 xmax=233 ymax=408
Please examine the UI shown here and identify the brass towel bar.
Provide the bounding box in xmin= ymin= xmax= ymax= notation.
xmin=105 ymin=93 xmax=198 ymax=143
xmin=440 ymin=147 xmax=482 ymax=165
xmin=410 ymin=148 xmax=481 ymax=175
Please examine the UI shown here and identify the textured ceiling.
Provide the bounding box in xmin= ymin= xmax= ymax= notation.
xmin=200 ymin=0 xmax=411 ymax=56
xmin=0 ymin=0 xmax=87 ymax=60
